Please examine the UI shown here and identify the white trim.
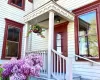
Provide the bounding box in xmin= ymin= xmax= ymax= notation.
xmin=23 ymin=23 xmax=29 ymax=57
xmin=52 ymin=49 xmax=67 ymax=60
xmin=23 ymin=1 xmax=74 ymax=22
xmin=75 ymin=54 xmax=100 ymax=65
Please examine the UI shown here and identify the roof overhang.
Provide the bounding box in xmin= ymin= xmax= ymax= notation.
xmin=24 ymin=1 xmax=74 ymax=23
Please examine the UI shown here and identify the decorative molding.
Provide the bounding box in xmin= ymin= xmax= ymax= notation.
xmin=24 ymin=1 xmax=74 ymax=22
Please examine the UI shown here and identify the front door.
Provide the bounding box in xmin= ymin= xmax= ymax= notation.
xmin=54 ymin=22 xmax=68 ymax=56
xmin=54 ymin=21 xmax=69 ymax=72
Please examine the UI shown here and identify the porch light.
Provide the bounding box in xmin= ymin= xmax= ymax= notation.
xmin=55 ymin=15 xmax=61 ymax=23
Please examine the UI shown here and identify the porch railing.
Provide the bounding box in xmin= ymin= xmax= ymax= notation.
xmin=51 ymin=49 xmax=73 ymax=80
xmin=26 ymin=50 xmax=48 ymax=75
xmin=75 ymin=54 xmax=100 ymax=65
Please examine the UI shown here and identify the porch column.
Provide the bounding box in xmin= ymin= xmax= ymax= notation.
xmin=48 ymin=11 xmax=54 ymax=78
xmin=23 ymin=23 xmax=29 ymax=57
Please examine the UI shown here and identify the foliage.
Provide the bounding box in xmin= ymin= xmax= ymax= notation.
xmin=0 ymin=67 xmax=3 ymax=80
xmin=27 ymin=24 xmax=45 ymax=38
xmin=1 ymin=54 xmax=43 ymax=80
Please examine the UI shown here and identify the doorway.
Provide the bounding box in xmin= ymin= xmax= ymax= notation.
xmin=54 ymin=21 xmax=69 ymax=72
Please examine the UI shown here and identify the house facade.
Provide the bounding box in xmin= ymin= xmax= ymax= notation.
xmin=0 ymin=0 xmax=100 ymax=80
xmin=0 ymin=0 xmax=33 ymax=61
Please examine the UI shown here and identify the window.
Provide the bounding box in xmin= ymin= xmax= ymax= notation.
xmin=8 ymin=0 xmax=25 ymax=10
xmin=79 ymin=11 xmax=99 ymax=58
xmin=2 ymin=19 xmax=24 ymax=59
xmin=73 ymin=1 xmax=100 ymax=61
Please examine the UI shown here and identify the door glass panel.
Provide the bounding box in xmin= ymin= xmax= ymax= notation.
xmin=6 ymin=26 xmax=20 ymax=57
xmin=57 ymin=34 xmax=61 ymax=39
xmin=56 ymin=33 xmax=62 ymax=53
xmin=78 ymin=11 xmax=99 ymax=58
xmin=57 ymin=40 xmax=61 ymax=46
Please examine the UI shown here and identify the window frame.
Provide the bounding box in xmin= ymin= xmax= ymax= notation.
xmin=8 ymin=0 xmax=25 ymax=10
xmin=73 ymin=1 xmax=100 ymax=61
xmin=2 ymin=18 xmax=24 ymax=60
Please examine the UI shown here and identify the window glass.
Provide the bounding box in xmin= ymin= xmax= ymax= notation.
xmin=11 ymin=0 xmax=22 ymax=7
xmin=78 ymin=11 xmax=99 ymax=58
xmin=6 ymin=41 xmax=18 ymax=57
xmin=6 ymin=26 xmax=20 ymax=57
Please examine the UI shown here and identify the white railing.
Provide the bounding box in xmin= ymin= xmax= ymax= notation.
xmin=51 ymin=49 xmax=73 ymax=80
xmin=26 ymin=50 xmax=48 ymax=75
xmin=75 ymin=54 xmax=100 ymax=65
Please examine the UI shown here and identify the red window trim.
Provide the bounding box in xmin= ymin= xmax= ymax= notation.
xmin=8 ymin=0 xmax=25 ymax=10
xmin=2 ymin=18 xmax=24 ymax=60
xmin=73 ymin=1 xmax=100 ymax=61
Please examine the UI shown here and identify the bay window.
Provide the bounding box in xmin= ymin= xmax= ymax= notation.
xmin=73 ymin=1 xmax=100 ymax=61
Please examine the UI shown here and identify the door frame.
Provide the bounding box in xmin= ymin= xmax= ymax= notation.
xmin=54 ymin=21 xmax=69 ymax=57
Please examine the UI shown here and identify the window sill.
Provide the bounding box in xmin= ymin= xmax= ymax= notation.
xmin=75 ymin=57 xmax=100 ymax=62
xmin=1 ymin=57 xmax=19 ymax=60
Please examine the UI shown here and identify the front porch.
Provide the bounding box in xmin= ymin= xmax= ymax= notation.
xmin=24 ymin=1 xmax=76 ymax=80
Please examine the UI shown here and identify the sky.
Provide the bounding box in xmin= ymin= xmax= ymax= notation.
xmin=79 ymin=11 xmax=96 ymax=23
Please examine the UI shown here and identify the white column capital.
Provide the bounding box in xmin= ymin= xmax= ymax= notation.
xmin=49 ymin=10 xmax=55 ymax=13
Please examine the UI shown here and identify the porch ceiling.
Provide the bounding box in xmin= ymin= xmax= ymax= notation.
xmin=23 ymin=1 xmax=74 ymax=23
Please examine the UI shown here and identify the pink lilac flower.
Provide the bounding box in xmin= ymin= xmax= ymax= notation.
xmin=2 ymin=54 xmax=43 ymax=79
xmin=10 ymin=73 xmax=26 ymax=80
xmin=30 ymin=67 xmax=35 ymax=76
xmin=11 ymin=65 xmax=19 ymax=74
xmin=21 ymin=63 xmax=31 ymax=76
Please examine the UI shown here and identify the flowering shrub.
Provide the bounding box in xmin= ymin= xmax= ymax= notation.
xmin=1 ymin=54 xmax=43 ymax=80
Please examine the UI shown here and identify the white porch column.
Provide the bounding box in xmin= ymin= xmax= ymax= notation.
xmin=66 ymin=58 xmax=73 ymax=80
xmin=48 ymin=11 xmax=54 ymax=79
xmin=23 ymin=23 xmax=29 ymax=57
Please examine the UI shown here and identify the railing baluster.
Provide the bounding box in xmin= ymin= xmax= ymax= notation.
xmin=25 ymin=50 xmax=48 ymax=75
xmin=43 ymin=52 xmax=46 ymax=73
xmin=63 ymin=58 xmax=65 ymax=78
xmin=60 ymin=57 xmax=61 ymax=76
xmin=57 ymin=55 xmax=58 ymax=76
xmin=54 ymin=52 xmax=55 ymax=74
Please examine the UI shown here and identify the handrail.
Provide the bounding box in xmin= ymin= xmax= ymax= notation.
xmin=75 ymin=54 xmax=100 ymax=65
xmin=52 ymin=49 xmax=67 ymax=60
xmin=52 ymin=49 xmax=73 ymax=80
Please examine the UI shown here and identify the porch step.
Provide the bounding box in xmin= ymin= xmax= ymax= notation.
xmin=29 ymin=73 xmax=49 ymax=80
xmin=51 ymin=73 xmax=81 ymax=80
xmin=80 ymin=78 xmax=91 ymax=80
xmin=29 ymin=73 xmax=82 ymax=80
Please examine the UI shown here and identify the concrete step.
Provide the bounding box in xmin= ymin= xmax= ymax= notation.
xmin=51 ymin=73 xmax=81 ymax=80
